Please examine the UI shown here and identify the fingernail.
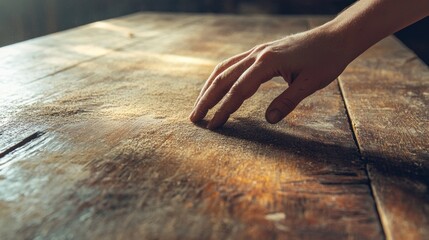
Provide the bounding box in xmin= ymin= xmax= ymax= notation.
xmin=190 ymin=108 xmax=208 ymax=123
xmin=267 ymin=109 xmax=282 ymax=123
xmin=190 ymin=109 xmax=200 ymax=122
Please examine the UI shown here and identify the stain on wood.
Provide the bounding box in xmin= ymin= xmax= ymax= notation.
xmin=4 ymin=13 xmax=426 ymax=240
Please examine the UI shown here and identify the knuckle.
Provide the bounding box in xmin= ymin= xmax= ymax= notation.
xmin=212 ymin=73 xmax=227 ymax=86
xmin=257 ymin=47 xmax=275 ymax=61
xmin=214 ymin=61 xmax=227 ymax=72
xmin=209 ymin=79 xmax=220 ymax=90
xmin=254 ymin=44 xmax=267 ymax=52
xmin=228 ymin=85 xmax=246 ymax=99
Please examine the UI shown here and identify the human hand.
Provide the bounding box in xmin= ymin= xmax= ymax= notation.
xmin=189 ymin=26 xmax=351 ymax=129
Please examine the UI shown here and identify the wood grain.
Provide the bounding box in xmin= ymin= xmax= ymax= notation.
xmin=310 ymin=17 xmax=429 ymax=240
xmin=0 ymin=14 xmax=384 ymax=239
xmin=0 ymin=13 xmax=200 ymax=154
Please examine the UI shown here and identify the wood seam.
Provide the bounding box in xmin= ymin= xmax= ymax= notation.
xmin=337 ymin=77 xmax=387 ymax=240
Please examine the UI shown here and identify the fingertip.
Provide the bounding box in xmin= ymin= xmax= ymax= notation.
xmin=190 ymin=108 xmax=208 ymax=123
xmin=207 ymin=113 xmax=229 ymax=130
xmin=266 ymin=109 xmax=282 ymax=124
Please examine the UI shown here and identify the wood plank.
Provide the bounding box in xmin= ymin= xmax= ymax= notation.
xmin=0 ymin=12 xmax=199 ymax=85
xmin=0 ymin=14 xmax=383 ymax=239
xmin=0 ymin=13 xmax=200 ymax=153
xmin=310 ymin=17 xmax=429 ymax=240
xmin=0 ymin=14 xmax=301 ymax=157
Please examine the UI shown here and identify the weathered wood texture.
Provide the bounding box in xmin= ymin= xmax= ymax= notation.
xmin=0 ymin=13 xmax=412 ymax=240
xmin=310 ymin=17 xmax=429 ymax=240
xmin=0 ymin=13 xmax=198 ymax=153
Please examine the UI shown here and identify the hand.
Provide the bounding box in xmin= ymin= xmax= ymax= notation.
xmin=189 ymin=26 xmax=351 ymax=129
xmin=189 ymin=0 xmax=429 ymax=130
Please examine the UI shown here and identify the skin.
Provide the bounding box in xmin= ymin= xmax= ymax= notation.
xmin=189 ymin=0 xmax=429 ymax=130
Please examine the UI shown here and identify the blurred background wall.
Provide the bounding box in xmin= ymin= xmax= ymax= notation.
xmin=0 ymin=0 xmax=428 ymax=64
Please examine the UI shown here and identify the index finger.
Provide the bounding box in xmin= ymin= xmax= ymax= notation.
xmin=193 ymin=48 xmax=254 ymax=107
xmin=207 ymin=62 xmax=274 ymax=129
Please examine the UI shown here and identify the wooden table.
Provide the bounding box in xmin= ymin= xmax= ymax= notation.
xmin=0 ymin=13 xmax=428 ymax=240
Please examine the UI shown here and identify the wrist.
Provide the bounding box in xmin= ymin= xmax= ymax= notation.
xmin=311 ymin=21 xmax=359 ymax=65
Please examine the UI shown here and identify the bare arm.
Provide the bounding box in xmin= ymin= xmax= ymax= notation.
xmin=190 ymin=0 xmax=429 ymax=129
xmin=328 ymin=0 xmax=429 ymax=61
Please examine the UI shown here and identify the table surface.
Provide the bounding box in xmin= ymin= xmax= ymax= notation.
xmin=0 ymin=13 xmax=428 ymax=240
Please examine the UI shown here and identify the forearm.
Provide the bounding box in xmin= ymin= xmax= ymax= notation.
xmin=321 ymin=0 xmax=429 ymax=61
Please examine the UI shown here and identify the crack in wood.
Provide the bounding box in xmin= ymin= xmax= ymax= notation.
xmin=0 ymin=131 xmax=45 ymax=160
xmin=336 ymin=78 xmax=387 ymax=239
xmin=319 ymin=180 xmax=369 ymax=185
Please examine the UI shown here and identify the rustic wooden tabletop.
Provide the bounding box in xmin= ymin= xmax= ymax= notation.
xmin=0 ymin=13 xmax=428 ymax=240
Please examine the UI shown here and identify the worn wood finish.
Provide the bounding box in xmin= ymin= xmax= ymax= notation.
xmin=0 ymin=13 xmax=199 ymax=154
xmin=310 ymin=17 xmax=429 ymax=240
xmin=340 ymin=37 xmax=429 ymax=240
xmin=0 ymin=14 xmax=386 ymax=239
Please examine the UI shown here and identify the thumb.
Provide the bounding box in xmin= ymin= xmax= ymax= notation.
xmin=265 ymin=77 xmax=313 ymax=124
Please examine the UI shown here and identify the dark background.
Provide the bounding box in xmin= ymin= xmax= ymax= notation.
xmin=0 ymin=0 xmax=428 ymax=64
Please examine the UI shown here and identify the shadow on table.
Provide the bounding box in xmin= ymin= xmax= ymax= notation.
xmin=194 ymin=118 xmax=429 ymax=189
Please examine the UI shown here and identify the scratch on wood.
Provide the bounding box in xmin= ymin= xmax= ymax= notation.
xmin=0 ymin=131 xmax=45 ymax=160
